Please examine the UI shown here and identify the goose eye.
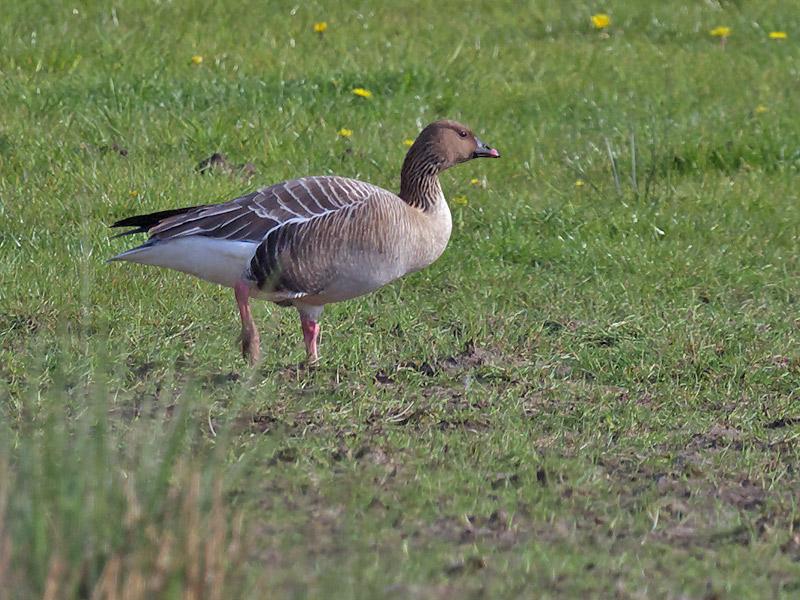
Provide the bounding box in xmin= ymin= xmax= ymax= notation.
xmin=458 ymin=130 xmax=467 ymax=138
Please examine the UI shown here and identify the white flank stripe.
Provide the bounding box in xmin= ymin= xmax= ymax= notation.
xmin=111 ymin=238 xmax=258 ymax=288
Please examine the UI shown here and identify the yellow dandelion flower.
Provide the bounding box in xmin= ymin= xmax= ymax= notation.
xmin=129 ymin=190 xmax=139 ymax=197
xmin=452 ymin=195 xmax=468 ymax=207
xmin=352 ymin=87 xmax=372 ymax=99
xmin=403 ymin=138 xmax=414 ymax=147
xmin=313 ymin=22 xmax=328 ymax=33
xmin=338 ymin=128 xmax=352 ymax=138
xmin=191 ymin=55 xmax=203 ymax=65
xmin=709 ymin=26 xmax=731 ymax=38
xmin=470 ymin=178 xmax=480 ymax=186
xmin=575 ymin=179 xmax=585 ymax=188
xmin=591 ymin=14 xmax=611 ymax=29
xmin=768 ymin=31 xmax=787 ymax=40
xmin=754 ymin=105 xmax=768 ymax=114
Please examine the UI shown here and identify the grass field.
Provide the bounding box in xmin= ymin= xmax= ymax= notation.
xmin=2 ymin=1 xmax=800 ymax=597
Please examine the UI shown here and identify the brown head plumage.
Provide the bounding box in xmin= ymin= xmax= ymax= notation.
xmin=405 ymin=120 xmax=500 ymax=172
xmin=399 ymin=120 xmax=499 ymax=208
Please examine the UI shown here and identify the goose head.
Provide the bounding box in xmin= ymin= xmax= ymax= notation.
xmin=407 ymin=120 xmax=500 ymax=173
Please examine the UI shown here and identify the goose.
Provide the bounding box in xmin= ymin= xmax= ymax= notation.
xmin=109 ymin=120 xmax=500 ymax=365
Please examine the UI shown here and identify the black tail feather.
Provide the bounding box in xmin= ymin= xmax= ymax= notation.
xmin=110 ymin=205 xmax=206 ymax=236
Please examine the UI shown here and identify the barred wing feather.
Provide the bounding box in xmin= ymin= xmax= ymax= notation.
xmin=148 ymin=176 xmax=378 ymax=243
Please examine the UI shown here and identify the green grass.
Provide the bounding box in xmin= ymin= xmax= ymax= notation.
xmin=2 ymin=1 xmax=800 ymax=597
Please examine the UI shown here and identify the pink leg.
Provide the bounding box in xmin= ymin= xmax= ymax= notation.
xmin=300 ymin=317 xmax=320 ymax=364
xmin=234 ymin=280 xmax=261 ymax=364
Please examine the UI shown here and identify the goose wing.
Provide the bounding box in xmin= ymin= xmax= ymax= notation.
xmin=138 ymin=175 xmax=381 ymax=243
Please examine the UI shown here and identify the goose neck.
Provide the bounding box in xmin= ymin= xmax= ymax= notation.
xmin=399 ymin=152 xmax=444 ymax=211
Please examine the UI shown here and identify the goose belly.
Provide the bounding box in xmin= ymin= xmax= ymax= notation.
xmin=307 ymin=252 xmax=410 ymax=304
xmin=115 ymin=238 xmax=257 ymax=288
xmin=306 ymin=219 xmax=452 ymax=304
